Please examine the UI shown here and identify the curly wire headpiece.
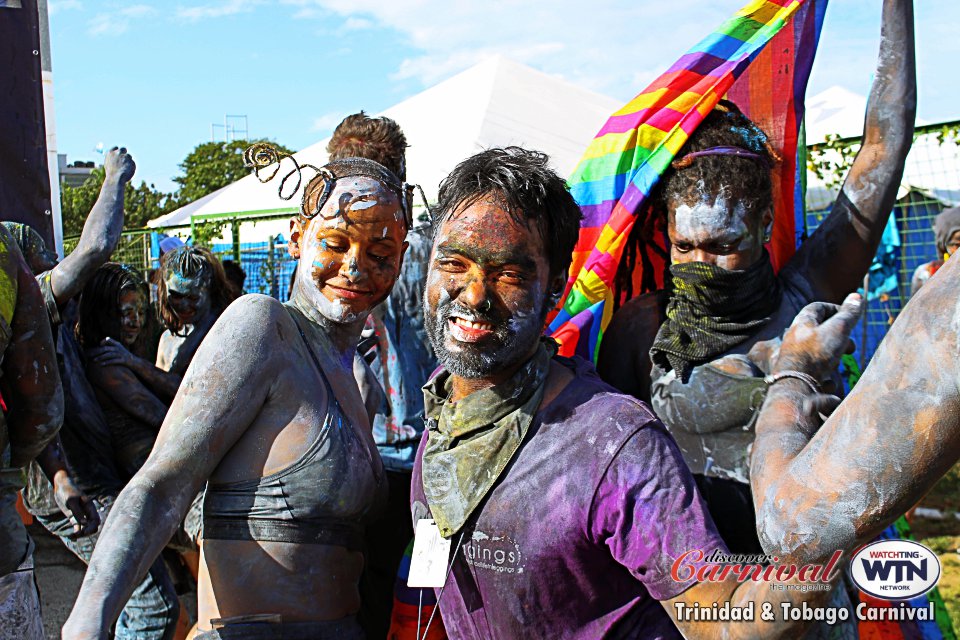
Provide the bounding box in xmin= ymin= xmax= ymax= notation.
xmin=244 ymin=142 xmax=428 ymax=228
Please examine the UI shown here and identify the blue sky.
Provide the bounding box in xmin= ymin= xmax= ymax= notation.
xmin=47 ymin=0 xmax=959 ymax=194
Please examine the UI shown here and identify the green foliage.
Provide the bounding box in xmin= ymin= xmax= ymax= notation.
xmin=171 ymin=139 xmax=294 ymax=207
xmin=59 ymin=167 xmax=178 ymax=236
xmin=190 ymin=219 xmax=231 ymax=248
xmin=934 ymin=123 xmax=960 ymax=147
xmin=806 ymin=134 xmax=860 ymax=191
xmin=59 ymin=138 xmax=292 ymax=236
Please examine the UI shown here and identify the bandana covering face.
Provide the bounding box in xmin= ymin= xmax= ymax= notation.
xmin=421 ymin=339 xmax=556 ymax=538
xmin=650 ymin=251 xmax=782 ymax=383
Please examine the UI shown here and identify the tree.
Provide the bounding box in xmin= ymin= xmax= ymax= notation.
xmin=60 ymin=167 xmax=177 ymax=236
xmin=59 ymin=138 xmax=293 ymax=237
xmin=171 ymin=139 xmax=294 ymax=207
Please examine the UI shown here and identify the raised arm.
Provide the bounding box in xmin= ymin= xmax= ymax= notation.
xmin=3 ymin=244 xmax=64 ymax=467
xmin=63 ymin=296 xmax=280 ymax=639
xmin=791 ymin=0 xmax=916 ymax=303
xmin=750 ymin=281 xmax=955 ymax=565
xmin=50 ymin=148 xmax=135 ymax=307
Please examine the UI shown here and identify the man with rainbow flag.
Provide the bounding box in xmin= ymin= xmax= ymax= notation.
xmin=405 ymin=0 xmax=932 ymax=638
xmin=585 ymin=0 xmax=914 ymax=560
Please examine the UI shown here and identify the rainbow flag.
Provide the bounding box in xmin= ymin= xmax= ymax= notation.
xmin=549 ymin=0 xmax=827 ymax=360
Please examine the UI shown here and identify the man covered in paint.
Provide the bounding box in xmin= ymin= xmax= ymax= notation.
xmin=411 ymin=146 xmax=830 ymax=640
xmin=64 ymin=156 xmax=410 ymax=640
xmin=0 ymin=224 xmax=64 ymax=640
xmin=325 ymin=111 xmax=440 ymax=637
xmin=910 ymin=205 xmax=960 ymax=296
xmin=598 ymin=0 xmax=915 ymax=554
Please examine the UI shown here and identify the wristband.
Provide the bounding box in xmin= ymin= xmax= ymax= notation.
xmin=763 ymin=371 xmax=821 ymax=394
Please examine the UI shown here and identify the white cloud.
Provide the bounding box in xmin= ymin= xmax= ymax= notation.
xmin=176 ymin=0 xmax=263 ymax=21
xmin=48 ymin=0 xmax=81 ymax=15
xmin=311 ymin=112 xmax=345 ymax=133
xmin=87 ymin=4 xmax=156 ymax=36
xmin=277 ymin=0 xmax=747 ymax=99
xmin=341 ymin=16 xmax=372 ymax=31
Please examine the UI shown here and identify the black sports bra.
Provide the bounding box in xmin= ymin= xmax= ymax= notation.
xmin=202 ymin=304 xmax=386 ymax=551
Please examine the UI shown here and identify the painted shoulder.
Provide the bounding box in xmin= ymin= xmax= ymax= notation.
xmin=202 ymin=294 xmax=292 ymax=352
xmin=557 ymin=356 xmax=661 ymax=431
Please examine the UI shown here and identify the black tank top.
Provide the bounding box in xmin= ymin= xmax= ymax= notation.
xmin=202 ymin=304 xmax=387 ymax=551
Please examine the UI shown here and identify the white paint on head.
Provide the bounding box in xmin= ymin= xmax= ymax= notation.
xmin=672 ymin=188 xmax=753 ymax=250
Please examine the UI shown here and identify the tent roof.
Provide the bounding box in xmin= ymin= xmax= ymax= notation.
xmin=150 ymin=56 xmax=621 ymax=228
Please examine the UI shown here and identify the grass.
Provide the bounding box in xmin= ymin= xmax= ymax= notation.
xmin=913 ymin=463 xmax=960 ymax=633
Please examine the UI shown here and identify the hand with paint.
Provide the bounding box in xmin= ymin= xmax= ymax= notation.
xmin=772 ymin=293 xmax=862 ymax=381
xmin=89 ymin=336 xmax=140 ymax=370
xmin=52 ymin=470 xmax=100 ymax=539
xmin=102 ymin=146 xmax=136 ymax=185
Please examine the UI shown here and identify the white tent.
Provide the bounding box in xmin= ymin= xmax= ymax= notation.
xmin=149 ymin=56 xmax=621 ymax=230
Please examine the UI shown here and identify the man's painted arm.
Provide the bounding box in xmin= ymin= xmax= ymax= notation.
xmin=50 ymin=148 xmax=135 ymax=307
xmin=751 ymin=278 xmax=959 ymax=564
xmin=5 ymin=251 xmax=63 ymax=467
xmin=790 ymin=0 xmax=916 ymax=303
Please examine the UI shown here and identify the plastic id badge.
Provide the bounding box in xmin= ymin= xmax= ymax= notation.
xmin=408 ymin=518 xmax=452 ymax=588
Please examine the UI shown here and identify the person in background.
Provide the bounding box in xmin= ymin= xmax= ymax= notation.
xmin=8 ymin=148 xmax=182 ymax=640
xmin=0 ymin=223 xmax=64 ymax=640
xmin=326 ymin=111 xmax=441 ymax=638
xmin=910 ymin=205 xmax=960 ymax=296
xmin=221 ymin=259 xmax=246 ymax=296
xmin=597 ymin=0 xmax=915 ymax=560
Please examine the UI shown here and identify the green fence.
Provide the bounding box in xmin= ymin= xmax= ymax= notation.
xmin=64 ymin=120 xmax=960 ymax=367
xmin=805 ymin=119 xmax=960 ymax=367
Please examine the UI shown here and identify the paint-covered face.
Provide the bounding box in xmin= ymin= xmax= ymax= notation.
xmin=946 ymin=230 xmax=960 ymax=257
xmin=164 ymin=271 xmax=212 ymax=327
xmin=424 ymin=198 xmax=559 ymax=379
xmin=667 ymin=189 xmax=771 ymax=271
xmin=291 ymin=176 xmax=407 ymax=324
xmin=117 ymin=288 xmax=145 ymax=346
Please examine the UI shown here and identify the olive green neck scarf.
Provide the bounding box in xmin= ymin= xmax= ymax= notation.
xmin=421 ymin=339 xmax=556 ymax=538
xmin=650 ymin=251 xmax=782 ymax=384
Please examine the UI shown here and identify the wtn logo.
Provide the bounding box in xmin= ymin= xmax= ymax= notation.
xmin=861 ymin=558 xmax=927 ymax=583
xmin=851 ymin=541 xmax=940 ymax=600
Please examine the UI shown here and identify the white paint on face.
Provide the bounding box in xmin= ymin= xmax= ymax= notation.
xmin=672 ymin=190 xmax=751 ymax=249
xmin=669 ymin=186 xmax=765 ymax=270
xmin=165 ymin=272 xmax=212 ymax=326
xmin=294 ymin=176 xmax=405 ymax=327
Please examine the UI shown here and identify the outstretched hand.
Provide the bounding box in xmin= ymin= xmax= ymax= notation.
xmin=774 ymin=293 xmax=863 ymax=381
xmin=53 ymin=473 xmax=101 ymax=539
xmin=103 ymin=146 xmax=136 ymax=184
xmin=89 ymin=337 xmax=137 ymax=369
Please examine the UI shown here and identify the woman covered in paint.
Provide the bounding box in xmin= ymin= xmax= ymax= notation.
xmin=64 ymin=156 xmax=409 ymax=640
xmin=77 ymin=264 xmax=161 ymax=479
xmin=88 ymin=245 xmax=238 ymax=403
xmin=598 ymin=0 xmax=915 ymax=553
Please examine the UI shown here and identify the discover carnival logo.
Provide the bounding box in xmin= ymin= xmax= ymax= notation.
xmin=670 ymin=543 xmax=944 ymax=625
xmin=850 ymin=540 xmax=941 ymax=600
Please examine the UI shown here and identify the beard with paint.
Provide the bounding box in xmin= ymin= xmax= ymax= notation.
xmin=424 ymin=277 xmax=548 ymax=381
